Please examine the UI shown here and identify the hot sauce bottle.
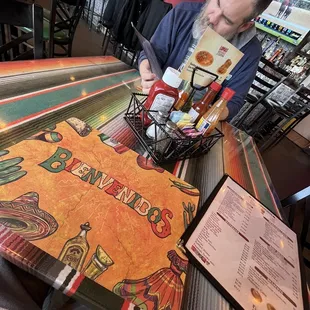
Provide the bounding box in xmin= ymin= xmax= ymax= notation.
xmin=143 ymin=67 xmax=182 ymax=126
xmin=188 ymin=81 xmax=222 ymax=123
xmin=196 ymin=88 xmax=235 ymax=136
xmin=174 ymin=81 xmax=192 ymax=111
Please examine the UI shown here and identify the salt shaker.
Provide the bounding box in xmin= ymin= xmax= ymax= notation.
xmin=146 ymin=111 xmax=169 ymax=139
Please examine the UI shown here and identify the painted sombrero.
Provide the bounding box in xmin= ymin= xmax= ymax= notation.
xmin=0 ymin=192 xmax=58 ymax=241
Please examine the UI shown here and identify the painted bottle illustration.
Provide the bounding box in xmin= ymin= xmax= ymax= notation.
xmin=58 ymin=222 xmax=91 ymax=271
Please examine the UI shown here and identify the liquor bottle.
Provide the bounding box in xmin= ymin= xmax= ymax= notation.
xmin=264 ymin=45 xmax=274 ymax=59
xmin=196 ymin=88 xmax=235 ymax=136
xmin=261 ymin=38 xmax=271 ymax=51
xmin=58 ymin=222 xmax=92 ymax=271
xmin=188 ymin=82 xmax=222 ymax=123
xmin=269 ymin=48 xmax=283 ymax=63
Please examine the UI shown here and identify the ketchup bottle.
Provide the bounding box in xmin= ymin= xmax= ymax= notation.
xmin=142 ymin=67 xmax=182 ymax=126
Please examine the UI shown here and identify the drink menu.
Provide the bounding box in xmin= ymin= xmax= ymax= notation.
xmin=183 ymin=176 xmax=306 ymax=310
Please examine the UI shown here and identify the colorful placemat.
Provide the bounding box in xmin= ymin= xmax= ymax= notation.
xmin=0 ymin=118 xmax=199 ymax=310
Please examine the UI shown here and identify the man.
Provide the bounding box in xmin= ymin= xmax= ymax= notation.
xmin=139 ymin=0 xmax=273 ymax=121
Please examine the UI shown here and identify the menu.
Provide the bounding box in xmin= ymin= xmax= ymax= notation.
xmin=179 ymin=27 xmax=244 ymax=86
xmin=182 ymin=176 xmax=306 ymax=310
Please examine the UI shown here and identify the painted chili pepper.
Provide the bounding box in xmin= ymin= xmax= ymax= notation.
xmin=137 ymin=155 xmax=164 ymax=173
xmin=169 ymin=179 xmax=196 ymax=190
xmin=177 ymin=187 xmax=200 ymax=196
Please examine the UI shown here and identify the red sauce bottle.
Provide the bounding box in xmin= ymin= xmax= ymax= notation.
xmin=142 ymin=67 xmax=182 ymax=126
xmin=188 ymin=81 xmax=222 ymax=123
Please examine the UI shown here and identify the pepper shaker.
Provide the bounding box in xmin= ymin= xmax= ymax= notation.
xmin=156 ymin=121 xmax=178 ymax=155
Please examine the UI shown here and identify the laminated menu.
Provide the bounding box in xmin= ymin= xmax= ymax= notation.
xmin=0 ymin=118 xmax=199 ymax=310
xmin=179 ymin=175 xmax=308 ymax=310
xmin=180 ymin=27 xmax=244 ymax=86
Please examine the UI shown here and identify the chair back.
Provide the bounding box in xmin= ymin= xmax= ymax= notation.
xmin=0 ymin=1 xmax=43 ymax=60
xmin=248 ymin=57 xmax=290 ymax=99
xmin=65 ymin=0 xmax=86 ymax=39
xmin=52 ymin=0 xmax=86 ymax=40
xmin=233 ymin=58 xmax=290 ymax=129
xmin=273 ymin=86 xmax=310 ymax=121
xmin=284 ymin=87 xmax=310 ymax=114
xmin=265 ymin=77 xmax=299 ymax=107
xmin=257 ymin=85 xmax=310 ymax=152
xmin=49 ymin=0 xmax=86 ymax=57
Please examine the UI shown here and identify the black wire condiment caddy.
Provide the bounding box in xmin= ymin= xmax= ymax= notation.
xmin=124 ymin=66 xmax=224 ymax=164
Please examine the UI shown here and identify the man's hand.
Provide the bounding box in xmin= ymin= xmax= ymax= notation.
xmin=219 ymin=107 xmax=229 ymax=121
xmin=139 ymin=59 xmax=157 ymax=94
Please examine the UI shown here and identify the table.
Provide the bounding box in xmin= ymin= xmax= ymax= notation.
xmin=0 ymin=56 xmax=284 ymax=309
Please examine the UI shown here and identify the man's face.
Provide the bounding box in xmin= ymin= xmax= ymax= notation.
xmin=199 ymin=0 xmax=254 ymax=40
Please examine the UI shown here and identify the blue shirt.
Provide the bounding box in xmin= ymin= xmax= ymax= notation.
xmin=138 ymin=2 xmax=262 ymax=121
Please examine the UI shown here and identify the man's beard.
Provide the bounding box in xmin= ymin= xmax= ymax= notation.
xmin=192 ymin=3 xmax=236 ymax=41
xmin=192 ymin=3 xmax=210 ymax=40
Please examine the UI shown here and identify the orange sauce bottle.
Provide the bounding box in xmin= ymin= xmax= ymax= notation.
xmin=196 ymin=88 xmax=235 ymax=136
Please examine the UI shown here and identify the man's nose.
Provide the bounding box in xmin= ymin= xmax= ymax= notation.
xmin=208 ymin=9 xmax=221 ymax=26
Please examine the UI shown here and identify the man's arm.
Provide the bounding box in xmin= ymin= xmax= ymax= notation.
xmin=220 ymin=44 xmax=261 ymax=121
xmin=138 ymin=8 xmax=176 ymax=93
